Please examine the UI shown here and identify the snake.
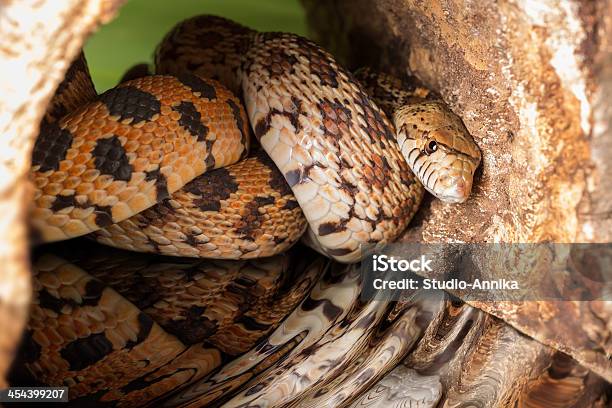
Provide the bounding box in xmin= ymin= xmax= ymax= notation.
xmin=29 ymin=14 xmax=481 ymax=264
xmin=19 ymin=14 xmax=483 ymax=407
xmin=17 ymin=240 xmax=329 ymax=406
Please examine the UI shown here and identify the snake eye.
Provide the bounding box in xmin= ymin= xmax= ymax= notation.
xmin=424 ymin=140 xmax=438 ymax=155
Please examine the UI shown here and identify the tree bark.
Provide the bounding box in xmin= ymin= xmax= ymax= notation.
xmin=0 ymin=0 xmax=125 ymax=387
xmin=302 ymin=0 xmax=612 ymax=380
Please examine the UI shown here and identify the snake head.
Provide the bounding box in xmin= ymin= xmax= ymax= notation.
xmin=395 ymin=101 xmax=481 ymax=203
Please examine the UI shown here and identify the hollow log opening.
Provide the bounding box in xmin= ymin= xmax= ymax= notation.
xmin=0 ymin=0 xmax=610 ymax=406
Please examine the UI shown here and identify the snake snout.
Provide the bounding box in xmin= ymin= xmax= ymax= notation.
xmin=435 ymin=175 xmax=470 ymax=203
xmin=430 ymin=159 xmax=476 ymax=203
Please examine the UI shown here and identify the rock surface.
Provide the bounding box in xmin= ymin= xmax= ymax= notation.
xmin=302 ymin=0 xmax=612 ymax=380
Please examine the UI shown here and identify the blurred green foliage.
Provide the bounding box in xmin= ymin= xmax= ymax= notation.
xmin=84 ymin=0 xmax=306 ymax=91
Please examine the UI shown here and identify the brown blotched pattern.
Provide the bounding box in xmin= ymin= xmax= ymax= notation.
xmin=239 ymin=32 xmax=423 ymax=262
xmin=31 ymin=75 xmax=248 ymax=242
xmin=24 ymin=253 xmax=186 ymax=401
xmin=61 ymin=243 xmax=324 ymax=353
xmin=41 ymin=52 xmax=98 ymax=125
xmin=155 ymin=15 xmax=254 ymax=95
xmin=35 ymin=16 xmax=479 ymax=259
xmin=154 ymin=16 xmax=483 ymax=261
xmin=101 ymin=247 xmax=322 ymax=356
xmin=163 ymin=263 xmax=364 ymax=407
xmin=353 ymin=67 xmax=437 ymax=118
xmin=162 ymin=266 xmax=442 ymax=408
xmin=92 ymin=149 xmax=307 ymax=259
xmin=19 ymin=243 xmax=328 ymax=406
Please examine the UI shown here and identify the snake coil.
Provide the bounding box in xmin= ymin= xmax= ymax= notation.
xmin=21 ymin=14 xmax=482 ymax=407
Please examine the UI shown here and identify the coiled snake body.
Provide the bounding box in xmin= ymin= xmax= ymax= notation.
xmin=31 ymin=15 xmax=480 ymax=263
xmin=22 ymin=14 xmax=481 ymax=407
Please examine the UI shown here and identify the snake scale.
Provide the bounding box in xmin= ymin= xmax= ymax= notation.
xmin=30 ymin=14 xmax=480 ymax=263
xmin=18 ymin=14 xmax=484 ymax=407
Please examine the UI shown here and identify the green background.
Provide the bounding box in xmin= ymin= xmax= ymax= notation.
xmin=84 ymin=0 xmax=306 ymax=92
